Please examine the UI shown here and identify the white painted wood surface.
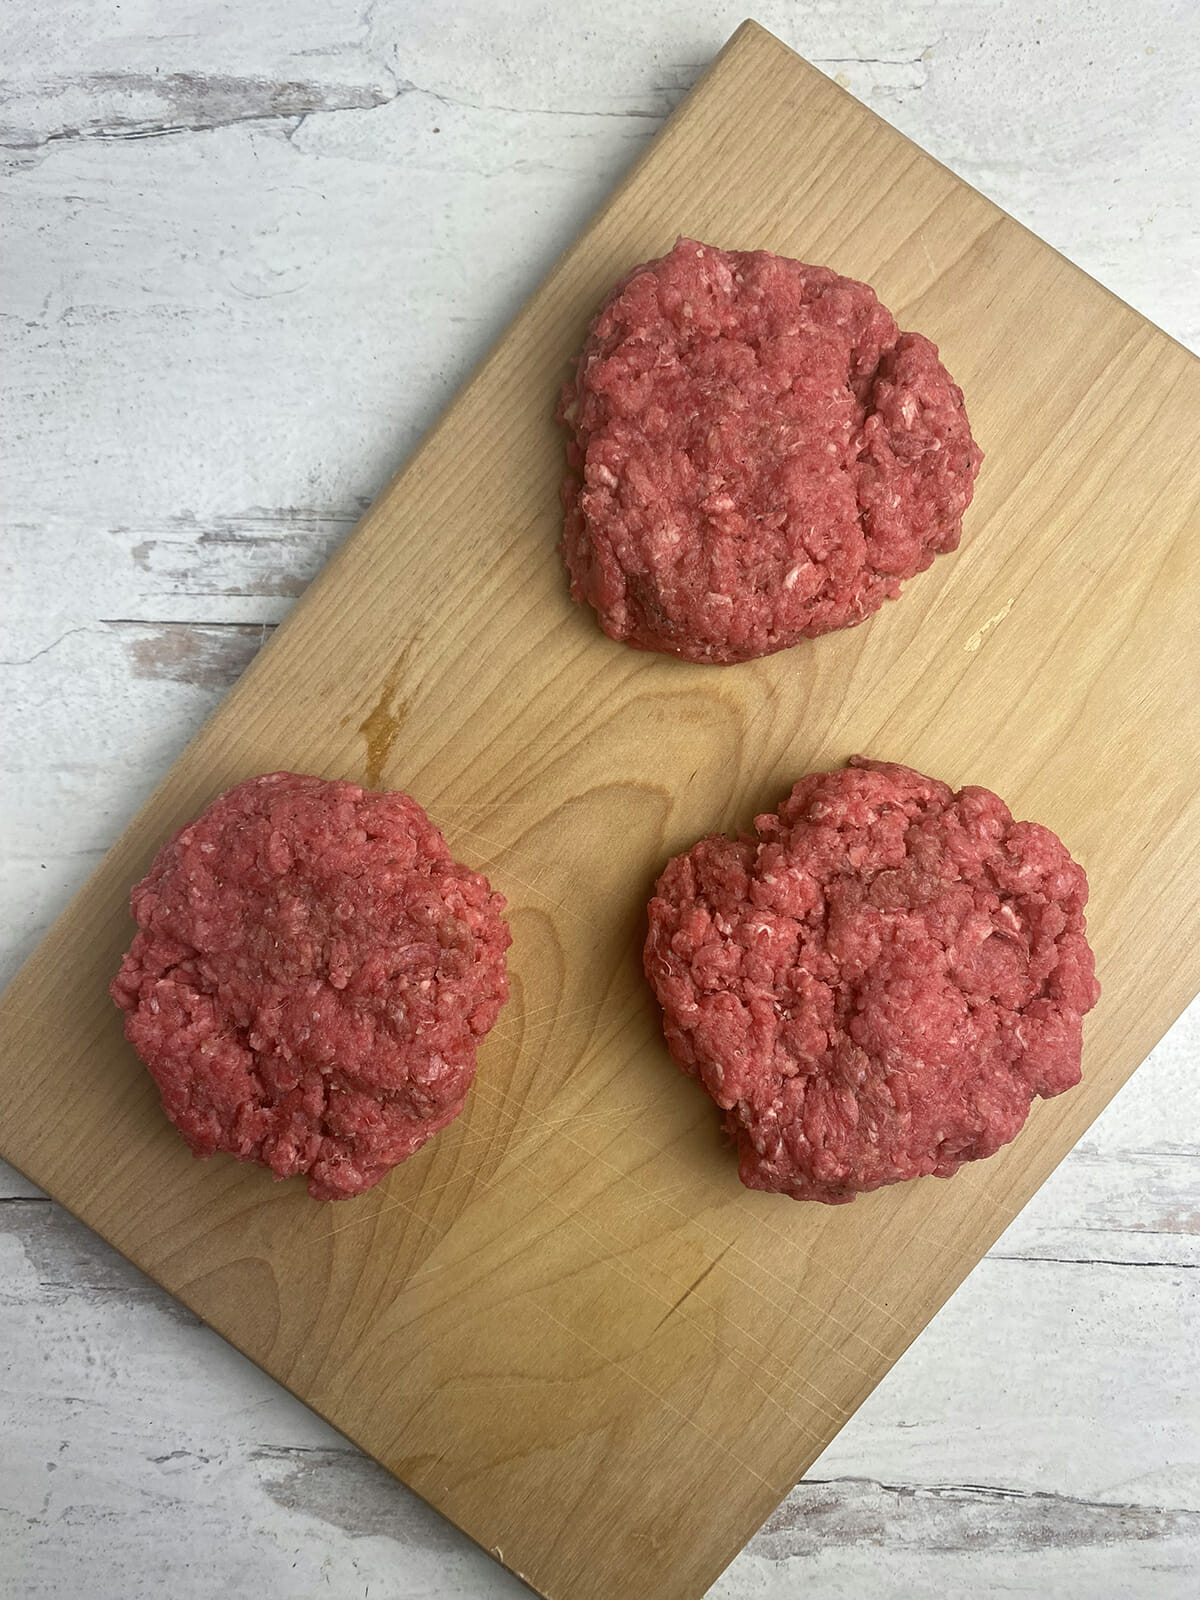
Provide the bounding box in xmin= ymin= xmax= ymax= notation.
xmin=2 ymin=2 xmax=1197 ymax=1595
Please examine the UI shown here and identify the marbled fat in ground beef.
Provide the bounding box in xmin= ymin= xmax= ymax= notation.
xmin=644 ymin=758 xmax=1099 ymax=1202
xmin=558 ymin=239 xmax=982 ymax=663
xmin=111 ymin=772 xmax=510 ymax=1200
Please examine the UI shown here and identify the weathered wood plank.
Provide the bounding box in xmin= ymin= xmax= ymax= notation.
xmin=3 ymin=5 xmax=1194 ymax=553
xmin=0 ymin=1167 xmax=44 ymax=1202
xmin=3 ymin=3 xmax=1198 ymax=1597
xmin=4 ymin=516 xmax=356 ymax=623
xmin=3 ymin=1194 xmax=1198 ymax=1598
xmin=1 ymin=621 xmax=275 ymax=988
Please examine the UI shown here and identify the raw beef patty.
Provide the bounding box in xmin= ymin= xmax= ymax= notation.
xmin=558 ymin=239 xmax=982 ymax=663
xmin=644 ymin=758 xmax=1099 ymax=1202
xmin=111 ymin=772 xmax=510 ymax=1200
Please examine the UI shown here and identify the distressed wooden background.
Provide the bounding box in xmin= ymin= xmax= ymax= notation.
xmin=2 ymin=2 xmax=1198 ymax=1597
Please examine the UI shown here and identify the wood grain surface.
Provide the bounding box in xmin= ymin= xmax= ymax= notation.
xmin=2 ymin=19 xmax=1199 ymax=1600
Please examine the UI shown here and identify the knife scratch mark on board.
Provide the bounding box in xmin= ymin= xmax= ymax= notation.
xmin=964 ymin=596 xmax=1016 ymax=653
xmin=920 ymin=230 xmax=936 ymax=282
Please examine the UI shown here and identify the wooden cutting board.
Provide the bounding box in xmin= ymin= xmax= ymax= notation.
xmin=2 ymin=18 xmax=1199 ymax=1599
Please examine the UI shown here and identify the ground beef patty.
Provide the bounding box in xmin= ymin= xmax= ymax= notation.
xmin=644 ymin=758 xmax=1099 ymax=1202
xmin=558 ymin=239 xmax=982 ymax=663
xmin=111 ymin=773 xmax=510 ymax=1200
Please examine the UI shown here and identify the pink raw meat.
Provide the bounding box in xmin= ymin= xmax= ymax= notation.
xmin=559 ymin=239 xmax=982 ymax=663
xmin=644 ymin=758 xmax=1099 ymax=1202
xmin=111 ymin=772 xmax=510 ymax=1200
